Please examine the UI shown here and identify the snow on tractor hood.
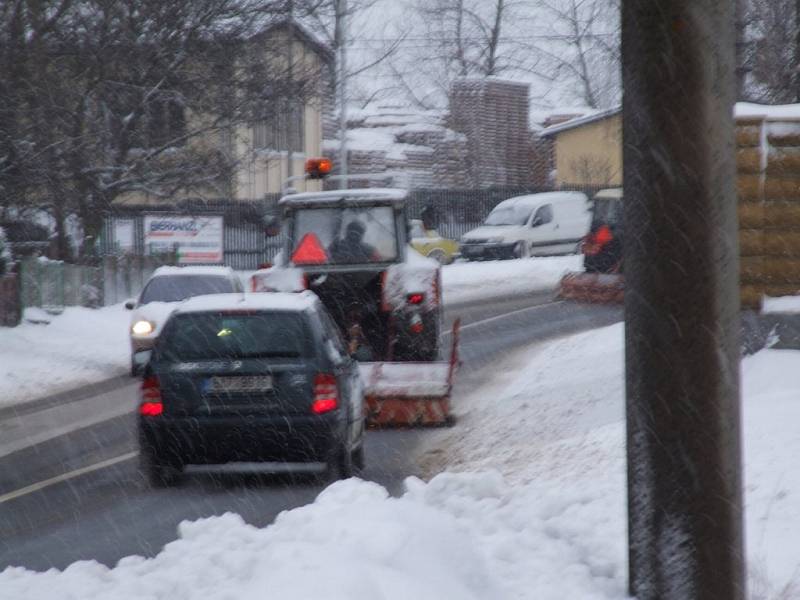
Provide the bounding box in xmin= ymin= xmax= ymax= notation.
xmin=250 ymin=266 xmax=305 ymax=293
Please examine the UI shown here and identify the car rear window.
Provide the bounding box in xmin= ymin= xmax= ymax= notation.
xmin=593 ymin=199 xmax=622 ymax=227
xmin=158 ymin=311 xmax=312 ymax=361
xmin=140 ymin=275 xmax=234 ymax=304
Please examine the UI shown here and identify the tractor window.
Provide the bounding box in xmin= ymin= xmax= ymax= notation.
xmin=291 ymin=206 xmax=399 ymax=265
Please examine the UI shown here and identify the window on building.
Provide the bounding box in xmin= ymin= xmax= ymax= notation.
xmin=149 ymin=99 xmax=186 ymax=148
xmin=253 ymin=102 xmax=304 ymax=153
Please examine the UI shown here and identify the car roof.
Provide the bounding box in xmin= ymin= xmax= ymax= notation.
xmin=494 ymin=191 xmax=588 ymax=209
xmin=151 ymin=265 xmax=235 ymax=278
xmin=279 ymin=188 xmax=408 ymax=207
xmin=174 ymin=292 xmax=319 ymax=315
xmin=594 ymin=188 xmax=623 ymax=200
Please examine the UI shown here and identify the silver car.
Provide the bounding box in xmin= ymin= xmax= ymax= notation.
xmin=126 ymin=266 xmax=243 ymax=375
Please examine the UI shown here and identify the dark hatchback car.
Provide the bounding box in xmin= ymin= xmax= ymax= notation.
xmin=137 ymin=292 xmax=365 ymax=487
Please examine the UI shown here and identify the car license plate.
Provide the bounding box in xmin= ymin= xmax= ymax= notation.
xmin=208 ymin=376 xmax=273 ymax=393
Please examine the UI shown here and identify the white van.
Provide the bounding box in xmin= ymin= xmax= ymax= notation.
xmin=459 ymin=191 xmax=591 ymax=260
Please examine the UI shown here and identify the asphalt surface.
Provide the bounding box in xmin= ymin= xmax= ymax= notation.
xmin=0 ymin=291 xmax=622 ymax=571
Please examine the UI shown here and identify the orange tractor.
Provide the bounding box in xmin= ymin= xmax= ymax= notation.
xmin=559 ymin=188 xmax=625 ymax=303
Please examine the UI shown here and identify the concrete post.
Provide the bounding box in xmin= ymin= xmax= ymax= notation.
xmin=622 ymin=1 xmax=745 ymax=598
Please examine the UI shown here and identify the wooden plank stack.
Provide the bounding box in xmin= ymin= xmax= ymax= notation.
xmin=737 ymin=115 xmax=800 ymax=309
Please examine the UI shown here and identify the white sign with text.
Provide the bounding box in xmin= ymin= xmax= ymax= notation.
xmin=143 ymin=215 xmax=224 ymax=264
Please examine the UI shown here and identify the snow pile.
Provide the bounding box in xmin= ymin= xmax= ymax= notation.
xmin=443 ymin=255 xmax=582 ymax=304
xmin=422 ymin=322 xmax=800 ymax=595
xmin=740 ymin=350 xmax=800 ymax=593
xmin=0 ymin=304 xmax=131 ymax=406
xmin=0 ymin=473 xmax=628 ymax=600
xmin=761 ymin=294 xmax=800 ymax=313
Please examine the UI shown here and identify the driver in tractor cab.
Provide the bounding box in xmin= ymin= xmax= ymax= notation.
xmin=328 ymin=220 xmax=380 ymax=263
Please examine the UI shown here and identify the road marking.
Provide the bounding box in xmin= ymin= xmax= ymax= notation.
xmin=444 ymin=300 xmax=565 ymax=335
xmin=0 ymin=451 xmax=138 ymax=504
xmin=0 ymin=390 xmax=138 ymax=458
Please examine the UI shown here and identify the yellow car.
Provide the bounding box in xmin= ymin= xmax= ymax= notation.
xmin=409 ymin=219 xmax=460 ymax=264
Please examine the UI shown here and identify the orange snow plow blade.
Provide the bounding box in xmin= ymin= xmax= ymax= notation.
xmin=359 ymin=319 xmax=461 ymax=427
xmin=559 ymin=272 xmax=625 ymax=304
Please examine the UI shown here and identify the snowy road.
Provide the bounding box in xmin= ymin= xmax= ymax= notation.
xmin=0 ymin=294 xmax=622 ymax=571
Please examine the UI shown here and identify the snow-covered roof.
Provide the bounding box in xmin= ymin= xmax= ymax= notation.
xmin=539 ymin=107 xmax=621 ymax=137
xmin=539 ymin=102 xmax=800 ymax=138
xmin=735 ymin=102 xmax=800 ymax=120
xmin=595 ymin=188 xmax=623 ymax=200
xmin=152 ymin=266 xmax=235 ymax=278
xmin=280 ymin=188 xmax=408 ymax=206
xmin=175 ymin=292 xmax=318 ymax=314
xmin=497 ymin=191 xmax=589 ymax=208
xmin=342 ymin=127 xmax=434 ymax=160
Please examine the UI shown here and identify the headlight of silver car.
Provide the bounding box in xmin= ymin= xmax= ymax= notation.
xmin=131 ymin=320 xmax=156 ymax=336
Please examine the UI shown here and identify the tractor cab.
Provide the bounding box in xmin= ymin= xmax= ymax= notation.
xmin=559 ymin=188 xmax=625 ymax=303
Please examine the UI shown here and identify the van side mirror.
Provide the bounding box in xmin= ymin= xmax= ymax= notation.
xmin=531 ymin=216 xmax=544 ymax=228
xmin=125 ymin=299 xmax=136 ymax=310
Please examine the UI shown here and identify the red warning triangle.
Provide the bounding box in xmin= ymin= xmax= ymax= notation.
xmin=291 ymin=233 xmax=329 ymax=264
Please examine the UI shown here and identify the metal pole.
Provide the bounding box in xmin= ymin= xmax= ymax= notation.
xmin=337 ymin=0 xmax=348 ymax=190
xmin=734 ymin=0 xmax=748 ymax=100
xmin=286 ymin=0 xmax=295 ymax=180
xmin=622 ymin=1 xmax=745 ymax=598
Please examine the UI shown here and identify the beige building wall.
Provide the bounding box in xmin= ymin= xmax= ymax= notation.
xmin=553 ymin=114 xmax=622 ymax=187
xmin=232 ymin=35 xmax=326 ymax=199
xmin=115 ymin=29 xmax=329 ymax=207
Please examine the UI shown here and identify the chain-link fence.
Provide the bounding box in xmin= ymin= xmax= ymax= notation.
xmin=17 ymin=254 xmax=177 ymax=313
xmin=19 ymin=258 xmax=104 ymax=312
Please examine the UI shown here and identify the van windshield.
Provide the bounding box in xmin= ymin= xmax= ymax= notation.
xmin=484 ymin=206 xmax=532 ymax=226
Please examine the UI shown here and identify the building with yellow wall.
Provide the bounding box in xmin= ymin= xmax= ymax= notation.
xmin=540 ymin=107 xmax=622 ymax=188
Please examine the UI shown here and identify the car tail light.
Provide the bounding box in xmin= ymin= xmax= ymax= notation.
xmin=594 ymin=225 xmax=614 ymax=245
xmin=407 ymin=293 xmax=425 ymax=305
xmin=312 ymin=373 xmax=338 ymax=414
xmin=140 ymin=376 xmax=163 ymax=417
